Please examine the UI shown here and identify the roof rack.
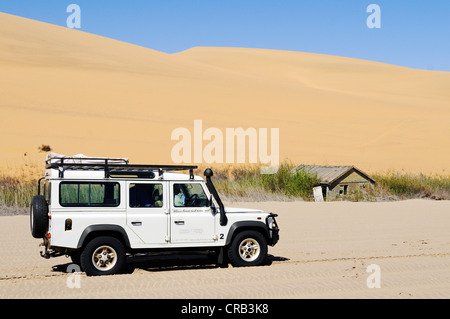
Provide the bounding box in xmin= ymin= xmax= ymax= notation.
xmin=45 ymin=156 xmax=198 ymax=179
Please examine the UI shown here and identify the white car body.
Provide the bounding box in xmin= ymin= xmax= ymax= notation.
xmin=33 ymin=155 xmax=279 ymax=275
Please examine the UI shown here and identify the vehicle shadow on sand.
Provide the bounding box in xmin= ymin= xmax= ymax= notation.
xmin=129 ymin=253 xmax=290 ymax=273
xmin=52 ymin=254 xmax=290 ymax=274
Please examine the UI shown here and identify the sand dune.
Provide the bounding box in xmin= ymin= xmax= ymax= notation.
xmin=0 ymin=12 xmax=449 ymax=175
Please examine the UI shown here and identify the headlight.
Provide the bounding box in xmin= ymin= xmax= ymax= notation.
xmin=267 ymin=217 xmax=274 ymax=229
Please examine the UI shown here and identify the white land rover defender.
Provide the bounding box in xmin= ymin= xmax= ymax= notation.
xmin=30 ymin=155 xmax=279 ymax=276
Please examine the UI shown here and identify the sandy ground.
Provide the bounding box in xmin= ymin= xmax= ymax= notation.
xmin=1 ymin=13 xmax=450 ymax=175
xmin=0 ymin=199 xmax=448 ymax=299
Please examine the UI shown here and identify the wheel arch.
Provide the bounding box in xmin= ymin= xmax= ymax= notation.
xmin=77 ymin=225 xmax=131 ymax=249
xmin=225 ymin=221 xmax=269 ymax=246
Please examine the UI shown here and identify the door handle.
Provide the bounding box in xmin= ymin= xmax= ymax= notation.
xmin=131 ymin=221 xmax=142 ymax=226
xmin=174 ymin=220 xmax=185 ymax=225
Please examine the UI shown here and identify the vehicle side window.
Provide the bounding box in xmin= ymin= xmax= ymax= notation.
xmin=129 ymin=183 xmax=163 ymax=208
xmin=60 ymin=182 xmax=120 ymax=207
xmin=173 ymin=183 xmax=208 ymax=207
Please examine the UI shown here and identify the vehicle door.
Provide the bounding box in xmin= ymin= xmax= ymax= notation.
xmin=169 ymin=181 xmax=217 ymax=243
xmin=126 ymin=181 xmax=169 ymax=244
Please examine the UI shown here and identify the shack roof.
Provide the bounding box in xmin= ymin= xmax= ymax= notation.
xmin=293 ymin=165 xmax=376 ymax=187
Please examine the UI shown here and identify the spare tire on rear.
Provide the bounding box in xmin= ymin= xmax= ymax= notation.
xmin=30 ymin=195 xmax=48 ymax=238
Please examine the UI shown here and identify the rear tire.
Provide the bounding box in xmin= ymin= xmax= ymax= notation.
xmin=30 ymin=195 xmax=48 ymax=238
xmin=80 ymin=236 xmax=126 ymax=276
xmin=227 ymin=230 xmax=267 ymax=267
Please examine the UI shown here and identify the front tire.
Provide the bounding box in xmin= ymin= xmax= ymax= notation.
xmin=227 ymin=230 xmax=268 ymax=267
xmin=80 ymin=236 xmax=126 ymax=276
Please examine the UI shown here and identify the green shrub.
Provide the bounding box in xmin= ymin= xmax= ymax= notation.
xmin=373 ymin=172 xmax=450 ymax=199
xmin=0 ymin=177 xmax=36 ymax=208
xmin=258 ymin=163 xmax=320 ymax=199
xmin=210 ymin=161 xmax=320 ymax=201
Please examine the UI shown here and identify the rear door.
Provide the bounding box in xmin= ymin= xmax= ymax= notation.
xmin=126 ymin=181 xmax=169 ymax=244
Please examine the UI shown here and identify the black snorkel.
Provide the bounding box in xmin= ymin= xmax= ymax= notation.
xmin=204 ymin=168 xmax=227 ymax=226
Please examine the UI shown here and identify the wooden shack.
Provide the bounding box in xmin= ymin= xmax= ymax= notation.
xmin=293 ymin=165 xmax=376 ymax=200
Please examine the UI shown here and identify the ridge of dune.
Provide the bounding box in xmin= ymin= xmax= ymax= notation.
xmin=0 ymin=13 xmax=168 ymax=69
xmin=0 ymin=12 xmax=449 ymax=175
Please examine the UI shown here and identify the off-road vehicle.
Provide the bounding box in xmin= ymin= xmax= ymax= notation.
xmin=30 ymin=154 xmax=279 ymax=276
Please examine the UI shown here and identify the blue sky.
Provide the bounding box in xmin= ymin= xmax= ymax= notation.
xmin=1 ymin=0 xmax=449 ymax=71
